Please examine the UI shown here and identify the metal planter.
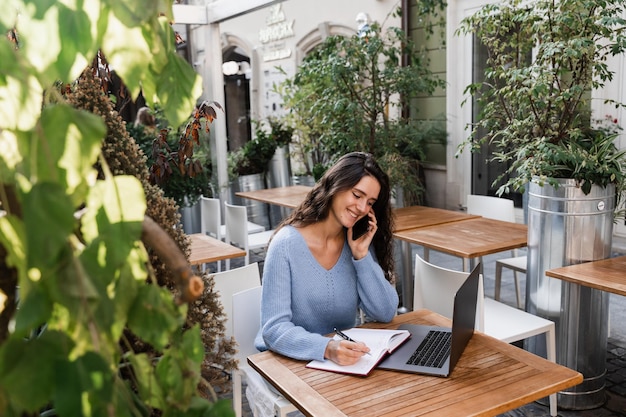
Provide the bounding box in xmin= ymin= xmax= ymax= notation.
xmin=526 ymin=178 xmax=615 ymax=410
xmin=230 ymin=173 xmax=270 ymax=230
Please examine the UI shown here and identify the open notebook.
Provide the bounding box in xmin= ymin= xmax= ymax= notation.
xmin=306 ymin=328 xmax=411 ymax=376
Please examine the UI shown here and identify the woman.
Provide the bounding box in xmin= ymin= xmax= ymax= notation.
xmin=255 ymin=152 xmax=398 ymax=366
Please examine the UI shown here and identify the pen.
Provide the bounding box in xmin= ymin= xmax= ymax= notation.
xmin=334 ymin=328 xmax=371 ymax=355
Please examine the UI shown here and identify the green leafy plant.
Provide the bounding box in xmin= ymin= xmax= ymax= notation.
xmin=268 ymin=116 xmax=294 ymax=148
xmin=229 ymin=119 xmax=283 ymax=177
xmin=129 ymin=106 xmax=217 ymax=207
xmin=279 ymin=6 xmax=447 ymax=203
xmin=457 ymin=0 xmax=626 ymax=201
xmin=0 ymin=1 xmax=234 ymax=416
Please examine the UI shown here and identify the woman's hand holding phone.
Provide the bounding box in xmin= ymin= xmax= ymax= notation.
xmin=348 ymin=209 xmax=377 ymax=260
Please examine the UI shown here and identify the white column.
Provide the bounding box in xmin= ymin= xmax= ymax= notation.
xmin=208 ymin=22 xmax=229 ymax=200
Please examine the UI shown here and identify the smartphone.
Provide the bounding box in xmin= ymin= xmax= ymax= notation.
xmin=352 ymin=216 xmax=370 ymax=240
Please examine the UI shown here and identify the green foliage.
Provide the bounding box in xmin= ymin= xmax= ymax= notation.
xmin=0 ymin=0 xmax=231 ymax=416
xmin=129 ymin=110 xmax=213 ymax=207
xmin=279 ymin=10 xmax=447 ymax=203
xmin=228 ymin=119 xmax=291 ymax=177
xmin=268 ymin=117 xmax=294 ymax=148
xmin=457 ymin=0 xmax=626 ymax=202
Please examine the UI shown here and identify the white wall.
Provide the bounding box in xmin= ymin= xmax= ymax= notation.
xmin=218 ymin=0 xmax=401 ymax=120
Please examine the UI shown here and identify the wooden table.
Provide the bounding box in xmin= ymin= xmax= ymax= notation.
xmin=394 ymin=217 xmax=527 ymax=262
xmin=235 ymin=185 xmax=312 ymax=209
xmin=546 ymin=255 xmax=626 ymax=296
xmin=392 ymin=205 xmax=480 ymax=232
xmin=248 ymin=310 xmax=582 ymax=417
xmin=392 ymin=206 xmax=482 ymax=310
xmin=188 ymin=233 xmax=246 ymax=266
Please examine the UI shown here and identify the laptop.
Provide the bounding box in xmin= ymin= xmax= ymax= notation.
xmin=378 ymin=264 xmax=480 ymax=377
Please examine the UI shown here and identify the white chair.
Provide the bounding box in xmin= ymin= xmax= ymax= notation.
xmin=232 ymin=286 xmax=297 ymax=417
xmin=211 ymin=262 xmax=263 ymax=340
xmin=224 ymin=202 xmax=275 ymax=269
xmin=200 ymin=197 xmax=266 ymax=239
xmin=201 ymin=196 xmax=266 ymax=271
xmin=200 ymin=196 xmax=225 ymax=271
xmin=467 ymin=194 xmax=526 ymax=308
xmin=413 ymin=253 xmax=557 ymax=416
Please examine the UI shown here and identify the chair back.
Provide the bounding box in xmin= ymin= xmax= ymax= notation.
xmin=232 ymin=286 xmax=263 ymax=362
xmin=413 ymin=253 xmax=484 ymax=331
xmin=224 ymin=202 xmax=250 ymax=252
xmin=200 ymin=196 xmax=222 ymax=240
xmin=211 ymin=262 xmax=261 ymax=339
xmin=224 ymin=202 xmax=251 ymax=266
xmin=466 ymin=194 xmax=515 ymax=223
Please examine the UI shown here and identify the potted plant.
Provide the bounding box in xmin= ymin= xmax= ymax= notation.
xmin=458 ymin=0 xmax=626 ymax=198
xmin=278 ymin=16 xmax=447 ymax=205
xmin=265 ymin=116 xmax=294 ymax=189
xmin=275 ymin=73 xmax=331 ymax=183
xmin=227 ymin=122 xmax=279 ymax=228
xmin=130 ymin=107 xmax=213 ymax=233
xmin=457 ymin=0 xmax=626 ymax=409
xmin=228 ymin=122 xmax=277 ymax=179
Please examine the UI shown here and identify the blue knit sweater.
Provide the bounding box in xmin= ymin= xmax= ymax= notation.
xmin=255 ymin=225 xmax=399 ymax=361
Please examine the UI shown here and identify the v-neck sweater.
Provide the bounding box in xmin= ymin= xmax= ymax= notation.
xmin=255 ymin=225 xmax=399 ymax=361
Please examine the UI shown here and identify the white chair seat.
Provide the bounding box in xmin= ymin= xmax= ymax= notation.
xmin=248 ymin=230 xmax=275 ymax=250
xmin=220 ymin=221 xmax=265 ymax=238
xmin=238 ymin=361 xmax=295 ymax=417
xmin=483 ymin=298 xmax=554 ymax=346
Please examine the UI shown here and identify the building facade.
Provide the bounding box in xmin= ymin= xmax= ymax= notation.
xmin=174 ymin=0 xmax=626 ymax=239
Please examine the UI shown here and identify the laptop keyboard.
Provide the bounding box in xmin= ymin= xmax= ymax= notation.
xmin=406 ymin=330 xmax=451 ymax=368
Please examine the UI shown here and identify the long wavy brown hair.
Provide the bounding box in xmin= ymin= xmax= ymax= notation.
xmin=277 ymin=152 xmax=396 ymax=283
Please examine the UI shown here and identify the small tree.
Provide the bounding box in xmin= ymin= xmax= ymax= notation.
xmin=457 ymin=0 xmax=626 ymax=199
xmin=280 ymin=5 xmax=446 ymax=203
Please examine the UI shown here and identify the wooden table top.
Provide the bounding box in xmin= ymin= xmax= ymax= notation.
xmin=187 ymin=233 xmax=246 ymax=266
xmin=546 ymin=255 xmax=626 ymax=296
xmin=235 ymin=185 xmax=312 ymax=209
xmin=393 ymin=217 xmax=527 ymax=259
xmin=392 ymin=206 xmax=480 ymax=232
xmin=248 ymin=310 xmax=582 ymax=417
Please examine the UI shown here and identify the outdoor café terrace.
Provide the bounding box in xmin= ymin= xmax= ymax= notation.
xmin=189 ymin=185 xmax=626 ymax=417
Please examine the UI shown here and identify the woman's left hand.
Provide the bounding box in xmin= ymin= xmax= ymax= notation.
xmin=348 ymin=209 xmax=377 ymax=260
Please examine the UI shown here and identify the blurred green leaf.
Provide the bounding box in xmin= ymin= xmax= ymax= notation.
xmin=102 ymin=13 xmax=153 ymax=99
xmin=53 ymin=351 xmax=114 ymax=417
xmin=128 ymin=352 xmax=165 ymax=409
xmin=156 ymin=52 xmax=203 ymax=128
xmin=82 ymin=175 xmax=146 ymax=267
xmin=22 ymin=182 xmax=74 ymax=271
xmin=156 ymin=326 xmax=204 ymax=408
xmin=128 ymin=285 xmax=183 ymax=350
xmin=0 ymin=330 xmax=73 ymax=412
xmin=13 ymin=283 xmax=52 ymax=336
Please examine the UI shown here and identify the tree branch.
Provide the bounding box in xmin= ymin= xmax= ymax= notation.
xmin=141 ymin=215 xmax=203 ymax=304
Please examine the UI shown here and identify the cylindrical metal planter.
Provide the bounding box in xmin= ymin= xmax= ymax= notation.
xmin=229 ymin=173 xmax=270 ymax=230
xmin=526 ymin=178 xmax=614 ymax=410
xmin=292 ymin=174 xmax=315 ymax=186
xmin=266 ymin=146 xmax=293 ymax=227
xmin=267 ymin=146 xmax=292 ymax=188
xmin=179 ymin=196 xmax=202 ymax=234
